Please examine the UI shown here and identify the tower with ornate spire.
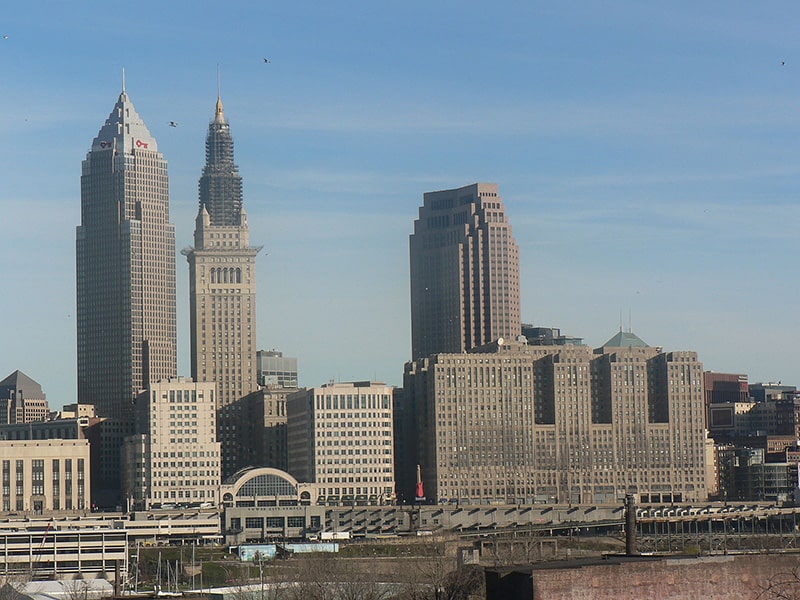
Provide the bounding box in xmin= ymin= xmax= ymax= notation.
xmin=77 ymin=84 xmax=177 ymax=502
xmin=183 ymin=94 xmax=262 ymax=478
xmin=198 ymin=96 xmax=243 ymax=226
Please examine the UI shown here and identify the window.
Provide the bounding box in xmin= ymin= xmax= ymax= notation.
xmin=238 ymin=474 xmax=297 ymax=497
xmin=266 ymin=517 xmax=284 ymax=528
xmin=32 ymin=460 xmax=44 ymax=496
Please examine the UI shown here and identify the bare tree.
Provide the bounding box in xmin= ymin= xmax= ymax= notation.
xmin=62 ymin=578 xmax=92 ymax=600
xmin=398 ymin=541 xmax=483 ymax=600
xmin=757 ymin=566 xmax=800 ymax=600
xmin=222 ymin=558 xmax=292 ymax=600
xmin=221 ymin=562 xmax=256 ymax=600
xmin=0 ymin=572 xmax=33 ymax=600
xmin=283 ymin=554 xmax=392 ymax=600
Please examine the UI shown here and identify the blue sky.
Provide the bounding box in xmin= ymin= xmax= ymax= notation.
xmin=2 ymin=1 xmax=799 ymax=407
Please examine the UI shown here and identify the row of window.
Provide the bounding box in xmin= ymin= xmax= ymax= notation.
xmin=315 ymin=394 xmax=391 ymax=410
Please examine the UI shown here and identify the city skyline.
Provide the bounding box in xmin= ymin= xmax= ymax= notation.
xmin=3 ymin=2 xmax=800 ymax=406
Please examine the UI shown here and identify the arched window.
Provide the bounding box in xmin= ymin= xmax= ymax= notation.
xmin=236 ymin=268 xmax=242 ymax=284
xmin=238 ymin=474 xmax=298 ymax=497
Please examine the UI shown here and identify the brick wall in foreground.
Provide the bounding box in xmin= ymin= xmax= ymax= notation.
xmin=528 ymin=554 xmax=800 ymax=599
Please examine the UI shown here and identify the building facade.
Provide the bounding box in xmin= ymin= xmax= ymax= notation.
xmin=229 ymin=385 xmax=297 ymax=473
xmin=257 ymin=350 xmax=299 ymax=388
xmin=0 ymin=516 xmax=127 ymax=579
xmin=0 ymin=440 xmax=91 ymax=513
xmin=59 ymin=403 xmax=98 ymax=419
xmin=0 ymin=415 xmax=104 ymax=501
xmin=77 ymin=86 xmax=177 ymax=497
xmin=731 ymin=448 xmax=798 ymax=502
xmin=0 ymin=370 xmax=50 ymax=424
xmin=708 ymin=399 xmax=800 ymax=441
xmin=409 ymin=183 xmax=521 ymax=360
xmin=122 ymin=377 xmax=221 ymax=509
xmin=183 ymin=96 xmax=261 ymax=478
xmin=749 ymin=382 xmax=797 ymax=403
xmin=521 ymin=325 xmax=583 ymax=347
xmin=704 ymin=372 xmax=749 ymax=409
xmin=287 ymin=382 xmax=396 ymax=504
xmin=220 ymin=467 xmax=322 ymax=543
xmin=400 ymin=333 xmax=708 ymax=505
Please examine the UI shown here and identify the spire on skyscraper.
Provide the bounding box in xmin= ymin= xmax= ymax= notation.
xmin=214 ymin=95 xmax=226 ymax=124
xmin=215 ymin=64 xmax=224 ymax=124
xmin=198 ymin=94 xmax=242 ymax=226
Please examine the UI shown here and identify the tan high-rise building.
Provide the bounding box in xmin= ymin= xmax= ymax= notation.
xmin=77 ymin=86 xmax=177 ymax=499
xmin=400 ymin=332 xmax=708 ymax=505
xmin=184 ymin=96 xmax=261 ymax=477
xmin=123 ymin=377 xmax=221 ymax=510
xmin=410 ymin=183 xmax=521 ymax=360
xmin=287 ymin=382 xmax=396 ymax=504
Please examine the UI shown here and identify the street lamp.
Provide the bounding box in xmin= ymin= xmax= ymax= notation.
xmin=259 ymin=557 xmax=264 ymax=600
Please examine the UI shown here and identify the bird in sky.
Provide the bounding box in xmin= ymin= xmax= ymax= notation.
xmin=263 ymin=58 xmax=271 ymax=63
xmin=2 ymin=35 xmax=8 ymax=39
xmin=169 ymin=121 xmax=178 ymax=127
xmin=782 ymin=61 xmax=786 ymax=66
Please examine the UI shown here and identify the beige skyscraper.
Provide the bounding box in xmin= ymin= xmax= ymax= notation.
xmin=77 ymin=86 xmax=177 ymax=500
xmin=409 ymin=183 xmax=521 ymax=360
xmin=184 ymin=96 xmax=261 ymax=477
xmin=77 ymin=86 xmax=177 ymax=418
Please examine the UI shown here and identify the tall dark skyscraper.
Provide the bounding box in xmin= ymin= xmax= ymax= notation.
xmin=184 ymin=95 xmax=261 ymax=477
xmin=409 ymin=183 xmax=521 ymax=360
xmin=77 ymin=86 xmax=177 ymax=498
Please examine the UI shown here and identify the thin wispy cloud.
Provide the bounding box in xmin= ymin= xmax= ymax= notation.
xmin=2 ymin=0 xmax=799 ymax=398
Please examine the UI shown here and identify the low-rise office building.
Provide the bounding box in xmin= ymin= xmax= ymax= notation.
xmin=220 ymin=466 xmax=322 ymax=543
xmin=0 ymin=516 xmax=126 ymax=580
xmin=256 ymin=349 xmax=299 ymax=388
xmin=0 ymin=415 xmax=104 ymax=509
xmin=731 ymin=447 xmax=798 ymax=502
xmin=0 ymin=439 xmax=90 ymax=513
